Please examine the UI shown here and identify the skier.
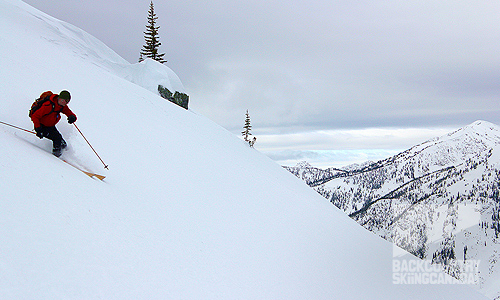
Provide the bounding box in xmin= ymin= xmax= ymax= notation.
xmin=30 ymin=90 xmax=77 ymax=157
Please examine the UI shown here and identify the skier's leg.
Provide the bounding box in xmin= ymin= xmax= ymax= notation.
xmin=43 ymin=126 xmax=64 ymax=156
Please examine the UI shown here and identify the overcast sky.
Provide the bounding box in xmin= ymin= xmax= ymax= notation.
xmin=23 ymin=0 xmax=500 ymax=167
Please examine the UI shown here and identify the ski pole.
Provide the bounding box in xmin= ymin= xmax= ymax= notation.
xmin=73 ymin=123 xmax=109 ymax=170
xmin=0 ymin=120 xmax=35 ymax=134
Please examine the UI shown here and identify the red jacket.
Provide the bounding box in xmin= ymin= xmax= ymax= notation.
xmin=30 ymin=94 xmax=76 ymax=128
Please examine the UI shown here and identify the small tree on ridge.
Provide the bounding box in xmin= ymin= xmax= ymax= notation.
xmin=242 ymin=110 xmax=252 ymax=142
xmin=139 ymin=1 xmax=166 ymax=64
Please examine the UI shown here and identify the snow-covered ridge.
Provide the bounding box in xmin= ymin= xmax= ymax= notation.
xmin=287 ymin=120 xmax=500 ymax=188
xmin=1 ymin=0 xmax=184 ymax=96
xmin=408 ymin=120 xmax=500 ymax=161
xmin=288 ymin=120 xmax=500 ymax=299
xmin=0 ymin=0 xmax=488 ymax=298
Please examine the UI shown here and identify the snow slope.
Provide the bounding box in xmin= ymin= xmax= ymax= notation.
xmin=0 ymin=0 xmax=488 ymax=298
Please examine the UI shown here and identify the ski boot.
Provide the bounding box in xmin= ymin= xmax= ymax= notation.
xmin=52 ymin=139 xmax=67 ymax=157
xmin=52 ymin=147 xmax=62 ymax=157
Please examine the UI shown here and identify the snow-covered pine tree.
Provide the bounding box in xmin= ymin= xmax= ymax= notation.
xmin=242 ymin=110 xmax=252 ymax=142
xmin=139 ymin=1 xmax=166 ymax=64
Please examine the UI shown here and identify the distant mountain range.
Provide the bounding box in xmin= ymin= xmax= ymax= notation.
xmin=285 ymin=120 xmax=500 ymax=300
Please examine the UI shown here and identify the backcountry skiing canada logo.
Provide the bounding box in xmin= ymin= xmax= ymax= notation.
xmin=392 ymin=258 xmax=480 ymax=284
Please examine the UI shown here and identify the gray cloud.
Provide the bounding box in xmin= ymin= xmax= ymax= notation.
xmin=22 ymin=0 xmax=500 ymax=166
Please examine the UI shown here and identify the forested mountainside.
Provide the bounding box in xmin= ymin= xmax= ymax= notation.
xmin=286 ymin=121 xmax=500 ymax=299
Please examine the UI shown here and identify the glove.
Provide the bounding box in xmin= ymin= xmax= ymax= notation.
xmin=67 ymin=115 xmax=77 ymax=124
xmin=34 ymin=127 xmax=44 ymax=139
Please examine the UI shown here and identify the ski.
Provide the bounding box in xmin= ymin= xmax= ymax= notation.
xmin=2 ymin=121 xmax=106 ymax=180
xmin=61 ymin=159 xmax=106 ymax=181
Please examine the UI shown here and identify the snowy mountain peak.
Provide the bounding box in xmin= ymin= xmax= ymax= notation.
xmin=296 ymin=161 xmax=313 ymax=168
xmin=425 ymin=120 xmax=500 ymax=145
xmin=288 ymin=121 xmax=500 ymax=299
xmin=463 ymin=120 xmax=500 ymax=133
xmin=393 ymin=120 xmax=500 ymax=174
xmin=450 ymin=120 xmax=500 ymax=142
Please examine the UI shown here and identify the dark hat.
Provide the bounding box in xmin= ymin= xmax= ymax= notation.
xmin=59 ymin=90 xmax=71 ymax=101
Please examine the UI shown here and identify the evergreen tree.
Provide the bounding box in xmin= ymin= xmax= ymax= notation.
xmin=242 ymin=110 xmax=252 ymax=142
xmin=139 ymin=1 xmax=166 ymax=64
